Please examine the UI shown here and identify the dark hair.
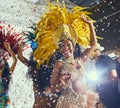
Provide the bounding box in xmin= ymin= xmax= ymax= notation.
xmin=95 ymin=55 xmax=116 ymax=76
xmin=2 ymin=60 xmax=10 ymax=90
xmin=27 ymin=55 xmax=37 ymax=77
xmin=74 ymin=43 xmax=82 ymax=58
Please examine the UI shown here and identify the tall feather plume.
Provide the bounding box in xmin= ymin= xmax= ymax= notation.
xmin=0 ymin=21 xmax=23 ymax=54
xmin=34 ymin=0 xmax=98 ymax=66
xmin=23 ymin=25 xmax=37 ymax=51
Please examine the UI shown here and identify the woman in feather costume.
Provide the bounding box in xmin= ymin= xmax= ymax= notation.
xmin=28 ymin=1 xmax=100 ymax=107
xmin=50 ymin=16 xmax=99 ymax=108
xmin=0 ymin=42 xmax=17 ymax=108
xmin=0 ymin=22 xmax=23 ymax=107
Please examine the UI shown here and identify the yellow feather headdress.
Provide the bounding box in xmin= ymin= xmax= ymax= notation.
xmin=34 ymin=0 xmax=95 ymax=66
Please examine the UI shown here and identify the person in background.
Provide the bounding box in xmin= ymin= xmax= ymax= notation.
xmin=17 ymin=42 xmax=39 ymax=107
xmin=113 ymin=54 xmax=120 ymax=95
xmin=17 ymin=42 xmax=57 ymax=108
xmin=109 ymin=53 xmax=120 ymax=108
xmin=0 ymin=42 xmax=17 ymax=107
xmin=94 ymin=46 xmax=120 ymax=108
xmin=116 ymin=58 xmax=120 ymax=97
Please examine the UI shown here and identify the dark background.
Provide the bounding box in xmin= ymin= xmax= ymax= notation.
xmin=70 ymin=0 xmax=120 ymax=51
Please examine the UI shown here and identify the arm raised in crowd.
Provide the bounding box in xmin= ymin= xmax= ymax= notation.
xmin=17 ymin=42 xmax=29 ymax=66
xmin=4 ymin=42 xmax=17 ymax=73
xmin=79 ymin=15 xmax=97 ymax=64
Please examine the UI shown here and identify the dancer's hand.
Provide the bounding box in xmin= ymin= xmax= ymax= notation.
xmin=60 ymin=73 xmax=71 ymax=85
xmin=4 ymin=42 xmax=11 ymax=51
xmin=81 ymin=14 xmax=93 ymax=24
xmin=18 ymin=42 xmax=24 ymax=53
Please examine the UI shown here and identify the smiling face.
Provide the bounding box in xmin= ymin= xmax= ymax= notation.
xmin=59 ymin=39 xmax=74 ymax=58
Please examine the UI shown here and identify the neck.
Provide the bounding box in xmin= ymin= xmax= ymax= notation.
xmin=62 ymin=56 xmax=75 ymax=63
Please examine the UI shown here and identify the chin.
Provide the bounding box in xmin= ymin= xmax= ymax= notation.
xmin=65 ymin=55 xmax=71 ymax=58
xmin=63 ymin=52 xmax=72 ymax=58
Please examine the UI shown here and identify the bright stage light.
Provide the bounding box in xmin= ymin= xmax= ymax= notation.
xmin=87 ymin=71 xmax=99 ymax=82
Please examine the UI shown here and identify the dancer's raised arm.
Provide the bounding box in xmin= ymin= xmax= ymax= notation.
xmin=17 ymin=42 xmax=29 ymax=66
xmin=78 ymin=15 xmax=97 ymax=64
xmin=4 ymin=42 xmax=17 ymax=73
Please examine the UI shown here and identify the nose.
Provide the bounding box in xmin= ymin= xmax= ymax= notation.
xmin=64 ymin=45 xmax=68 ymax=51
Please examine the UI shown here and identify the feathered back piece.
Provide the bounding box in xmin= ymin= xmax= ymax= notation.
xmin=34 ymin=0 xmax=94 ymax=66
xmin=22 ymin=26 xmax=37 ymax=51
xmin=0 ymin=21 xmax=23 ymax=54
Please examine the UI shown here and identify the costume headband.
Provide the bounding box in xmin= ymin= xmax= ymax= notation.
xmin=33 ymin=0 xmax=96 ymax=66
